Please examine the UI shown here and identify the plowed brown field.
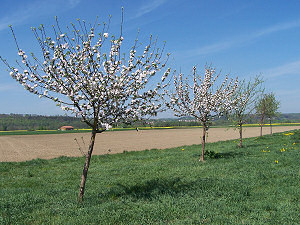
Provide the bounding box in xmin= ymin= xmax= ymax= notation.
xmin=1 ymin=126 xmax=299 ymax=162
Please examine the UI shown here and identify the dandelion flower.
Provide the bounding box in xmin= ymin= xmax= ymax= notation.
xmin=280 ymin=148 xmax=286 ymax=152
xmin=181 ymin=148 xmax=184 ymax=151
xmin=284 ymin=132 xmax=294 ymax=136
xmin=275 ymin=160 xmax=278 ymax=164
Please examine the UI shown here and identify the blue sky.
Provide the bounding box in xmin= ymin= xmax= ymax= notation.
xmin=0 ymin=0 xmax=300 ymax=117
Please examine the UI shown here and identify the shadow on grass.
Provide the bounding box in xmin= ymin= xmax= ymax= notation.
xmin=218 ymin=151 xmax=247 ymax=158
xmin=95 ymin=177 xmax=196 ymax=201
xmin=91 ymin=176 xmax=245 ymax=203
xmin=193 ymin=150 xmax=246 ymax=159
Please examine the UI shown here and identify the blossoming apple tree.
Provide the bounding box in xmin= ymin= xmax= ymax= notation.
xmin=164 ymin=66 xmax=238 ymax=161
xmin=0 ymin=17 xmax=170 ymax=201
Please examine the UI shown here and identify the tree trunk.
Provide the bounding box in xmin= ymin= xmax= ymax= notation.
xmin=78 ymin=130 xmax=97 ymax=202
xmin=270 ymin=118 xmax=272 ymax=135
xmin=260 ymin=116 xmax=263 ymax=137
xmin=239 ymin=123 xmax=243 ymax=148
xmin=200 ymin=123 xmax=206 ymax=161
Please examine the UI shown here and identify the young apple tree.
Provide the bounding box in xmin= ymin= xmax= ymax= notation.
xmin=0 ymin=17 xmax=170 ymax=201
xmin=255 ymin=92 xmax=280 ymax=136
xmin=164 ymin=66 xmax=238 ymax=161
xmin=229 ymin=76 xmax=264 ymax=147
xmin=265 ymin=93 xmax=280 ymax=135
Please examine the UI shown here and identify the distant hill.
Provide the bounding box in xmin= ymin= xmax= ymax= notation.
xmin=0 ymin=114 xmax=89 ymax=131
xmin=0 ymin=113 xmax=299 ymax=131
xmin=276 ymin=113 xmax=300 ymax=122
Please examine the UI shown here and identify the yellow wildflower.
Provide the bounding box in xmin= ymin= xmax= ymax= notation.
xmin=275 ymin=160 xmax=278 ymax=164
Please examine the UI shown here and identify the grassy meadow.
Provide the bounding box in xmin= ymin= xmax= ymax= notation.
xmin=0 ymin=130 xmax=300 ymax=224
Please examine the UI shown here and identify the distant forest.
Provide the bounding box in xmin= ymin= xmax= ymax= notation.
xmin=0 ymin=114 xmax=89 ymax=131
xmin=0 ymin=113 xmax=300 ymax=131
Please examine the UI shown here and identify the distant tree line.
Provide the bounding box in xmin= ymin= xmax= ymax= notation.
xmin=0 ymin=114 xmax=89 ymax=131
xmin=1 ymin=113 xmax=299 ymax=131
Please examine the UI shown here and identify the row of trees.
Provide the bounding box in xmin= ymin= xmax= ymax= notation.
xmin=0 ymin=15 xmax=279 ymax=201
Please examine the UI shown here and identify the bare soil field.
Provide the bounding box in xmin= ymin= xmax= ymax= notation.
xmin=1 ymin=126 xmax=299 ymax=162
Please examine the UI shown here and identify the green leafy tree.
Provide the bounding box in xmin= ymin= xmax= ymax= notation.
xmin=230 ymin=76 xmax=264 ymax=147
xmin=265 ymin=93 xmax=280 ymax=134
xmin=255 ymin=92 xmax=280 ymax=136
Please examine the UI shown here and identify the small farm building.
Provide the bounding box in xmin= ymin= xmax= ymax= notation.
xmin=60 ymin=126 xmax=74 ymax=131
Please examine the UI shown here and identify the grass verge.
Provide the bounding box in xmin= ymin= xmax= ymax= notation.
xmin=0 ymin=130 xmax=299 ymax=224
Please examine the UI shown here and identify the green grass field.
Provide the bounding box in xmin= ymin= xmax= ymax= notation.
xmin=1 ymin=130 xmax=299 ymax=224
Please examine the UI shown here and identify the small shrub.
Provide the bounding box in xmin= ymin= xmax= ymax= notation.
xmin=204 ymin=150 xmax=223 ymax=159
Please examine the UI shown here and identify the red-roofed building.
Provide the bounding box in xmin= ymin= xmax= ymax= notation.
xmin=60 ymin=126 xmax=74 ymax=131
